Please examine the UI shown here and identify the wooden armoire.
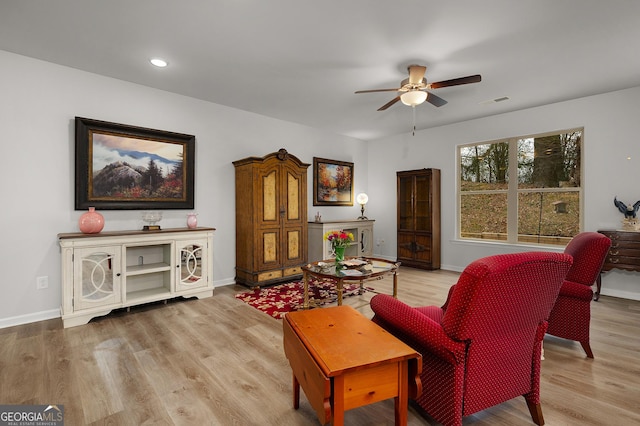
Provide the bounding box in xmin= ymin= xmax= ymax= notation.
xmin=397 ymin=168 xmax=441 ymax=270
xmin=233 ymin=149 xmax=310 ymax=287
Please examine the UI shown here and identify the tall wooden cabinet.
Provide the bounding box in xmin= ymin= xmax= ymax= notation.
xmin=233 ymin=149 xmax=310 ymax=287
xmin=397 ymin=168 xmax=441 ymax=270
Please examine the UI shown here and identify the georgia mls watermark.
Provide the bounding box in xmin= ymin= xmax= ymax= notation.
xmin=0 ymin=405 xmax=64 ymax=426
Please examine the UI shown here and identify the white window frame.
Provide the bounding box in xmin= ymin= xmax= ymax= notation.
xmin=457 ymin=128 xmax=583 ymax=246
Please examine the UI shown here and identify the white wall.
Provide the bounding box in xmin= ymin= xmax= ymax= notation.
xmin=2 ymin=49 xmax=638 ymax=328
xmin=0 ymin=50 xmax=368 ymax=327
xmin=367 ymin=87 xmax=640 ymax=301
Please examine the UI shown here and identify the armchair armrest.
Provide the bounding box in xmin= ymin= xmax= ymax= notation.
xmin=558 ymin=279 xmax=594 ymax=300
xmin=370 ymin=294 xmax=466 ymax=365
xmin=440 ymin=284 xmax=457 ymax=311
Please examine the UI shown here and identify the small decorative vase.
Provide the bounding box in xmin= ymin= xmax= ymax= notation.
xmin=78 ymin=207 xmax=104 ymax=234
xmin=187 ymin=213 xmax=198 ymax=229
xmin=334 ymin=246 xmax=345 ymax=263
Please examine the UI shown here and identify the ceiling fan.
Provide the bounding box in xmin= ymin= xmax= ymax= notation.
xmin=355 ymin=65 xmax=481 ymax=111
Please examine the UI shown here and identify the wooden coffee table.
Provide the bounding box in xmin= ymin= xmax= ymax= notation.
xmin=283 ymin=305 xmax=422 ymax=425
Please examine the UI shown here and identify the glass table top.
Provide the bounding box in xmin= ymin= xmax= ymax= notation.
xmin=302 ymin=257 xmax=399 ymax=279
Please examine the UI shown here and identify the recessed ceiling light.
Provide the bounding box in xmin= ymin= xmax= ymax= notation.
xmin=150 ymin=58 xmax=168 ymax=68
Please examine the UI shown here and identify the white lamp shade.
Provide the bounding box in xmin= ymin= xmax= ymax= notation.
xmin=356 ymin=193 xmax=369 ymax=205
xmin=400 ymin=90 xmax=427 ymax=106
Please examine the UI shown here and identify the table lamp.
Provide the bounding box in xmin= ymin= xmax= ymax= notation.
xmin=356 ymin=193 xmax=368 ymax=220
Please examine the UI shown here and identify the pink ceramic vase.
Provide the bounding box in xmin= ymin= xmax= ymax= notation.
xmin=79 ymin=207 xmax=105 ymax=234
xmin=187 ymin=213 xmax=198 ymax=229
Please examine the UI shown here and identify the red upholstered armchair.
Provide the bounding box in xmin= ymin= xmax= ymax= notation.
xmin=370 ymin=252 xmax=572 ymax=426
xmin=546 ymin=232 xmax=611 ymax=358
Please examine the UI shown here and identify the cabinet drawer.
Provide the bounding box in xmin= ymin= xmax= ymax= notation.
xmin=609 ymin=242 xmax=640 ymax=251
xmin=284 ymin=266 xmax=303 ymax=276
xmin=607 ymin=247 xmax=640 ymax=258
xmin=258 ymin=270 xmax=283 ymax=282
xmin=604 ymin=232 xmax=640 ymax=242
xmin=604 ymin=256 xmax=640 ymax=267
xmin=600 ymin=232 xmax=640 ymax=249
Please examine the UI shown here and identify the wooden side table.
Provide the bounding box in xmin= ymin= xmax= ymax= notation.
xmin=283 ymin=305 xmax=421 ymax=425
xmin=597 ymin=230 xmax=640 ymax=301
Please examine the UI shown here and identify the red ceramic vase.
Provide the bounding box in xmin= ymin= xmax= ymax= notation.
xmin=79 ymin=207 xmax=104 ymax=234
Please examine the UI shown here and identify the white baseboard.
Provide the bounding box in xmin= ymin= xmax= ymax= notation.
xmin=600 ymin=288 xmax=640 ymax=301
xmin=441 ymin=264 xmax=464 ymax=273
xmin=214 ymin=277 xmax=237 ymax=287
xmin=0 ymin=309 xmax=61 ymax=329
xmin=1 ymin=279 xmax=235 ymax=329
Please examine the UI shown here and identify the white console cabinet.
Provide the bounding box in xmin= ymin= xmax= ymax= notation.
xmin=308 ymin=220 xmax=374 ymax=262
xmin=58 ymin=227 xmax=215 ymax=328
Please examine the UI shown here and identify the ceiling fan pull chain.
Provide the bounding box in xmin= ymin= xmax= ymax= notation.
xmin=412 ymin=105 xmax=417 ymax=136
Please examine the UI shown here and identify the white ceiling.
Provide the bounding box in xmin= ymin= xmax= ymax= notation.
xmin=2 ymin=1 xmax=640 ymax=140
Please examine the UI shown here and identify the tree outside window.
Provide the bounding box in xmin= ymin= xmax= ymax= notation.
xmin=459 ymin=129 xmax=582 ymax=245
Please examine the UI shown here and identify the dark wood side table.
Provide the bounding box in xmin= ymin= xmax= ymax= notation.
xmin=283 ymin=305 xmax=422 ymax=425
xmin=597 ymin=230 xmax=640 ymax=301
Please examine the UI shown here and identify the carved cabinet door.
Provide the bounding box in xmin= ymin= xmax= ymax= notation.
xmin=281 ymin=161 xmax=306 ymax=269
xmin=73 ymin=246 xmax=122 ymax=311
xmin=176 ymin=238 xmax=208 ymax=291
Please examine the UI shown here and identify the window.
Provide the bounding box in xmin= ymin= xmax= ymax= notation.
xmin=458 ymin=129 xmax=582 ymax=246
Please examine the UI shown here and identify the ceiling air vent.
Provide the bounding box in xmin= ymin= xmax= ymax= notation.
xmin=480 ymin=96 xmax=510 ymax=105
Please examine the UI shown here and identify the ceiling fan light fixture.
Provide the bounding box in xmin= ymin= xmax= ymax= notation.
xmin=400 ymin=90 xmax=427 ymax=107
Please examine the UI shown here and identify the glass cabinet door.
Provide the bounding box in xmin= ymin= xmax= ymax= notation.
xmin=176 ymin=239 xmax=208 ymax=290
xmin=73 ymin=246 xmax=122 ymax=310
xmin=396 ymin=169 xmax=440 ymax=270
xmin=398 ymin=175 xmax=414 ymax=231
xmin=415 ymin=173 xmax=432 ymax=232
xmin=360 ymin=226 xmax=373 ymax=256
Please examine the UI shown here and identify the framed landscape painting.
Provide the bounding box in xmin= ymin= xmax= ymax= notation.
xmin=313 ymin=157 xmax=354 ymax=206
xmin=75 ymin=117 xmax=195 ymax=210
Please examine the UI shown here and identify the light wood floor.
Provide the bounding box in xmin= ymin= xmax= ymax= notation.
xmin=1 ymin=267 xmax=638 ymax=425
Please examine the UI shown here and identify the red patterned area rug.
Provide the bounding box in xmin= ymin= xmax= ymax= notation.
xmin=235 ymin=279 xmax=367 ymax=319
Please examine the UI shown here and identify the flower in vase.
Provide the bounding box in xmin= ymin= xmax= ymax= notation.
xmin=323 ymin=230 xmax=354 ymax=249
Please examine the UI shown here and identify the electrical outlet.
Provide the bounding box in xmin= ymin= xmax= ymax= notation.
xmin=36 ymin=276 xmax=49 ymax=289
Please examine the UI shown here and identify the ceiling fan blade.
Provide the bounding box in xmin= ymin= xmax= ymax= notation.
xmin=355 ymin=88 xmax=401 ymax=94
xmin=426 ymin=91 xmax=448 ymax=107
xmin=429 ymin=74 xmax=481 ymax=89
xmin=408 ymin=65 xmax=427 ymax=85
xmin=378 ymin=96 xmax=401 ymax=111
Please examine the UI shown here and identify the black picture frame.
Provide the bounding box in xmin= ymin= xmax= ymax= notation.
xmin=313 ymin=157 xmax=354 ymax=206
xmin=75 ymin=117 xmax=195 ymax=210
